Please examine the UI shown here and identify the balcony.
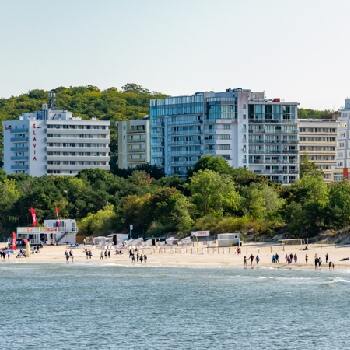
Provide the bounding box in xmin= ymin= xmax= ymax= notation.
xmin=10 ymin=127 xmax=29 ymax=134
xmin=47 ymin=137 xmax=109 ymax=144
xmin=46 ymin=164 xmax=109 ymax=171
xmin=11 ymin=164 xmax=29 ymax=170
xmin=47 ymin=155 xmax=110 ymax=162
xmin=11 ymin=155 xmax=28 ymax=161
xmin=47 ymin=146 xmax=110 ymax=153
xmin=11 ymin=147 xmax=29 ymax=152
xmin=10 ymin=136 xmax=29 ymax=142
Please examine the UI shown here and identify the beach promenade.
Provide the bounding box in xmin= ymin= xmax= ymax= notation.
xmin=2 ymin=242 xmax=350 ymax=270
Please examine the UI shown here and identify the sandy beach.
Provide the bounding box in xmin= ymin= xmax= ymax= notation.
xmin=2 ymin=242 xmax=350 ymax=270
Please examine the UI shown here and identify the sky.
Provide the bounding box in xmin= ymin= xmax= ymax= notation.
xmin=0 ymin=0 xmax=349 ymax=109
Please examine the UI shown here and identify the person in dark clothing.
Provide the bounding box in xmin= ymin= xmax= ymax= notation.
xmin=65 ymin=250 xmax=69 ymax=263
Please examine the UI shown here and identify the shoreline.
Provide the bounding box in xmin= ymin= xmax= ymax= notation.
xmin=1 ymin=243 xmax=350 ymax=271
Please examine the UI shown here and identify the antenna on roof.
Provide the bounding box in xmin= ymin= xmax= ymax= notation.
xmin=48 ymin=90 xmax=56 ymax=109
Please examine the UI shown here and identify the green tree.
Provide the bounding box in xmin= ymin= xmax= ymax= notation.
xmin=116 ymin=193 xmax=153 ymax=236
xmin=79 ymin=204 xmax=116 ymax=236
xmin=148 ymin=187 xmax=193 ymax=236
xmin=327 ymin=181 xmax=350 ymax=228
xmin=300 ymin=154 xmax=323 ymax=178
xmin=189 ymin=169 xmax=240 ymax=217
xmin=243 ymin=184 xmax=285 ymax=220
xmin=284 ymin=175 xmax=329 ymax=237
xmin=190 ymin=155 xmax=232 ymax=176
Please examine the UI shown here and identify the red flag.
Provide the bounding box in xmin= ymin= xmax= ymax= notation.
xmin=11 ymin=232 xmax=16 ymax=250
xmin=55 ymin=207 xmax=61 ymax=227
xmin=29 ymin=207 xmax=38 ymax=227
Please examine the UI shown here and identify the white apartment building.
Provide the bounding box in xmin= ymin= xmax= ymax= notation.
xmin=335 ymin=98 xmax=350 ymax=180
xmin=299 ymin=119 xmax=338 ymax=182
xmin=3 ymin=103 xmax=110 ymax=176
xmin=116 ymin=118 xmax=150 ymax=169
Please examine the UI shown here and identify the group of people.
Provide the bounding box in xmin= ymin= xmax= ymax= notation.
xmin=100 ymin=249 xmax=111 ymax=260
xmin=243 ymin=251 xmax=336 ymax=270
xmin=271 ymin=253 xmax=280 ymax=263
xmin=285 ymin=253 xmax=298 ymax=264
xmin=85 ymin=249 xmax=93 ymax=259
xmin=64 ymin=250 xmax=74 ymax=263
xmin=313 ymin=253 xmax=335 ymax=270
xmin=0 ymin=249 xmax=10 ymax=260
xmin=129 ymin=249 xmax=147 ymax=264
xmin=243 ymin=254 xmax=260 ymax=267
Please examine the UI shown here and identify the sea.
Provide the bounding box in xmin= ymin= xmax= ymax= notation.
xmin=0 ymin=264 xmax=349 ymax=350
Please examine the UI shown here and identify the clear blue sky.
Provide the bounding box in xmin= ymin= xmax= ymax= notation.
xmin=0 ymin=0 xmax=349 ymax=109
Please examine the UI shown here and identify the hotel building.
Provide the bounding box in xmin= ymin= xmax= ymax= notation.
xmin=150 ymin=88 xmax=299 ymax=184
xmin=299 ymin=119 xmax=338 ymax=182
xmin=3 ymin=102 xmax=110 ymax=176
xmin=335 ymin=99 xmax=350 ymax=181
xmin=116 ymin=118 xmax=150 ymax=169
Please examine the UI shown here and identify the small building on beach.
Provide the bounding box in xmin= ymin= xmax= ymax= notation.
xmin=16 ymin=219 xmax=78 ymax=246
xmin=217 ymin=233 xmax=241 ymax=247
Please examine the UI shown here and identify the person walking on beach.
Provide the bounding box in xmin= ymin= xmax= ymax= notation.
xmin=305 ymin=254 xmax=308 ymax=264
xmin=243 ymin=256 xmax=247 ymax=268
xmin=108 ymin=250 xmax=111 ymax=258
xmin=255 ymin=255 xmax=260 ymax=265
xmin=139 ymin=255 xmax=143 ymax=263
xmin=100 ymin=251 xmax=104 ymax=260
xmin=131 ymin=254 xmax=135 ymax=263
xmin=144 ymin=254 xmax=147 ymax=263
xmin=294 ymin=254 xmax=297 ymax=263
xmin=314 ymin=257 xmax=318 ymax=270
xmin=326 ymin=253 xmax=329 ymax=264
xmin=65 ymin=250 xmax=69 ymax=263
xmin=69 ymin=250 xmax=74 ymax=263
xmin=250 ymin=254 xmax=254 ymax=266
xmin=136 ymin=253 xmax=139 ymax=262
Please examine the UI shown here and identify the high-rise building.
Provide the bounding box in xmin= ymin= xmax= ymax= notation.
xmin=335 ymin=98 xmax=350 ymax=181
xmin=116 ymin=118 xmax=150 ymax=169
xmin=299 ymin=119 xmax=338 ymax=182
xmin=150 ymin=88 xmax=299 ymax=184
xmin=3 ymin=101 xmax=110 ymax=176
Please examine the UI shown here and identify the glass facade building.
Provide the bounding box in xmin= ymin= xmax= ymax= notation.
xmin=150 ymin=89 xmax=300 ymax=184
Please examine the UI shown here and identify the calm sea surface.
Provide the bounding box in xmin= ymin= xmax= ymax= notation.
xmin=0 ymin=264 xmax=349 ymax=350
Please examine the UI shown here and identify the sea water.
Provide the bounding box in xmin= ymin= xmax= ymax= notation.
xmin=0 ymin=264 xmax=349 ymax=350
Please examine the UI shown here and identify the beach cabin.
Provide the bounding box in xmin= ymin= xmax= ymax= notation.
xmin=107 ymin=233 xmax=128 ymax=246
xmin=16 ymin=219 xmax=78 ymax=246
xmin=191 ymin=231 xmax=210 ymax=243
xmin=217 ymin=233 xmax=241 ymax=247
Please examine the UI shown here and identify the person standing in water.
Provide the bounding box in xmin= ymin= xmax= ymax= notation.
xmin=255 ymin=255 xmax=260 ymax=265
xmin=65 ymin=250 xmax=69 ymax=263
